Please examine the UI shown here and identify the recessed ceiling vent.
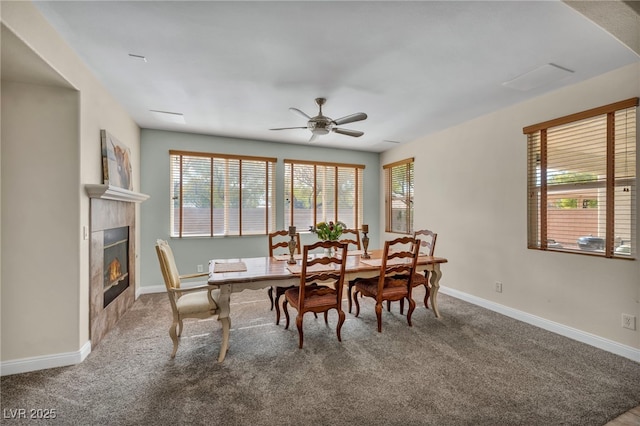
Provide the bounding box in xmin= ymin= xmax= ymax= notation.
xmin=502 ymin=63 xmax=574 ymax=91
xmin=128 ymin=53 xmax=147 ymax=62
xmin=150 ymin=110 xmax=185 ymax=124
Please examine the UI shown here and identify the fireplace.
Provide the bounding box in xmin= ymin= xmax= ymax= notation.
xmin=86 ymin=166 xmax=149 ymax=348
xmin=89 ymin=197 xmax=138 ymax=348
xmin=103 ymin=226 xmax=129 ymax=308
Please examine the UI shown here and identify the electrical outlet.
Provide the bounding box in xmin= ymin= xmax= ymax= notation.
xmin=197 ymin=264 xmax=204 ymax=273
xmin=622 ymin=314 xmax=636 ymax=330
xmin=495 ymin=282 xmax=502 ymax=293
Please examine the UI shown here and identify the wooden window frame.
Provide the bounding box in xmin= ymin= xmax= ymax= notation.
xmin=284 ymin=159 xmax=365 ymax=231
xmin=524 ymin=98 xmax=638 ymax=258
xmin=169 ymin=150 xmax=276 ymax=238
xmin=384 ymin=157 xmax=414 ymax=235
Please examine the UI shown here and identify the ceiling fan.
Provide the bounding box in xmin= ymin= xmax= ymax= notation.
xmin=270 ymin=98 xmax=367 ymax=142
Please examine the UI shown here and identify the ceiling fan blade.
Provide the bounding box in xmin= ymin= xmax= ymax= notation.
xmin=269 ymin=127 xmax=308 ymax=131
xmin=289 ymin=108 xmax=311 ymax=120
xmin=332 ymin=112 xmax=367 ymax=126
xmin=308 ymin=133 xmax=320 ymax=143
xmin=333 ymin=128 xmax=364 ymax=138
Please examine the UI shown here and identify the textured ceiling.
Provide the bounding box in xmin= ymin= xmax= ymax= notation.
xmin=28 ymin=1 xmax=640 ymax=152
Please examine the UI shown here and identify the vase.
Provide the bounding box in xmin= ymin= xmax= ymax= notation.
xmin=323 ymin=246 xmax=335 ymax=257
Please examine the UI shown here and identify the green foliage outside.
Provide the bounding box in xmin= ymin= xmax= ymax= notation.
xmin=548 ymin=171 xmax=598 ymax=209
xmin=175 ymin=157 xmax=270 ymax=209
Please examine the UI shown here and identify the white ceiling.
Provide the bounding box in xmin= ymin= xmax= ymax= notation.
xmin=31 ymin=1 xmax=639 ymax=152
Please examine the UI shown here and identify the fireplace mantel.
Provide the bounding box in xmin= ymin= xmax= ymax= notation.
xmin=85 ymin=184 xmax=149 ymax=203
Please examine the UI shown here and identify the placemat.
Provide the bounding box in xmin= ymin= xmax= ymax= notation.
xmin=273 ymin=254 xmax=304 ymax=261
xmin=213 ymin=261 xmax=247 ymax=273
xmin=359 ymin=257 xmax=410 ymax=267
xmin=286 ymin=263 xmax=336 ymax=274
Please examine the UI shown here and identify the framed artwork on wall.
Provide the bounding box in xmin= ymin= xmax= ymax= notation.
xmin=101 ymin=129 xmax=133 ymax=191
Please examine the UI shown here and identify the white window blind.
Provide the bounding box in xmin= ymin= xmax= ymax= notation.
xmin=170 ymin=150 xmax=276 ymax=237
xmin=384 ymin=158 xmax=414 ymax=234
xmin=284 ymin=159 xmax=364 ymax=230
xmin=524 ymin=98 xmax=637 ymax=258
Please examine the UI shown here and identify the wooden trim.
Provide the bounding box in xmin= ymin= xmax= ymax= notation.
xmin=523 ymin=97 xmax=639 ymax=134
xmin=210 ymin=159 xmax=214 ymax=237
xmin=265 ymin=162 xmax=269 ymax=232
xmin=313 ymin=165 xmax=317 ymax=226
xmin=605 ymin=112 xmax=615 ymax=257
xmin=239 ymin=160 xmax=243 ymax=236
xmin=355 ymin=168 xmax=360 ymax=228
xmin=334 ymin=166 xmax=339 ymax=221
xmin=179 ymin=155 xmax=184 ymax=238
xmin=405 ymin=164 xmax=411 ymax=234
xmin=170 ymin=149 xmax=276 ymax=163
xmin=383 ymin=157 xmax=414 ymax=169
xmin=384 ymin=168 xmax=391 ymax=232
xmin=283 ymin=158 xmax=365 ymax=169
xmin=540 ymin=130 xmax=547 ymax=248
xmin=289 ymin=163 xmax=294 ymax=226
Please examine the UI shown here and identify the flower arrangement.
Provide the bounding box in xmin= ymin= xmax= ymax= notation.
xmin=310 ymin=221 xmax=346 ymax=241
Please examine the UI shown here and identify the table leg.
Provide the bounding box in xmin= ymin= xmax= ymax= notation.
xmin=429 ymin=264 xmax=442 ymax=318
xmin=217 ymin=284 xmax=232 ymax=362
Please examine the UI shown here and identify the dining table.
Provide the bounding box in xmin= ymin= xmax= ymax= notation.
xmin=207 ymin=249 xmax=448 ymax=362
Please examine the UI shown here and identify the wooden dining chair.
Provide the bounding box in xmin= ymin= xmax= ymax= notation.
xmin=389 ymin=229 xmax=438 ymax=314
xmin=339 ymin=228 xmax=362 ymax=250
xmin=155 ymin=239 xmax=230 ymax=358
xmin=282 ymin=240 xmax=348 ymax=348
xmin=268 ymin=229 xmax=301 ymax=324
xmin=352 ymin=236 xmax=420 ymax=332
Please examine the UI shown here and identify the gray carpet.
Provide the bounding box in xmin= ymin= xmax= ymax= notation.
xmin=2 ymin=288 xmax=639 ymax=425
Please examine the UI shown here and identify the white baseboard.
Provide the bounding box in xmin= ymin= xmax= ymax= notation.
xmin=440 ymin=287 xmax=640 ymax=363
xmin=1 ymin=340 xmax=92 ymax=376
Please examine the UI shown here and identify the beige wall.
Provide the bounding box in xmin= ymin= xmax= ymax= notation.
xmin=2 ymin=81 xmax=80 ymax=359
xmin=381 ymin=63 xmax=640 ymax=350
xmin=1 ymin=1 xmax=140 ymax=368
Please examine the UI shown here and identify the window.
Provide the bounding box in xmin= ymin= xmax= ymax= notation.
xmin=384 ymin=158 xmax=414 ymax=234
xmin=284 ymin=159 xmax=364 ymax=230
xmin=169 ymin=150 xmax=276 ymax=237
xmin=524 ymin=98 xmax=637 ymax=258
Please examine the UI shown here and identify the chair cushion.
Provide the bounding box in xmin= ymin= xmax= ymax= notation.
xmin=156 ymin=241 xmax=181 ymax=290
xmin=285 ymin=286 xmax=337 ymax=310
xmin=176 ymin=289 xmax=219 ymax=314
xmin=354 ymin=276 xmax=409 ymax=299
xmin=411 ymin=272 xmax=429 ymax=287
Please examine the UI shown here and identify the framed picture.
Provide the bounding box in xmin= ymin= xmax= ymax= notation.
xmin=101 ymin=129 xmax=133 ymax=190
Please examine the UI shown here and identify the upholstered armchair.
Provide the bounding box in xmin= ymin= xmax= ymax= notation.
xmin=155 ymin=239 xmax=230 ymax=358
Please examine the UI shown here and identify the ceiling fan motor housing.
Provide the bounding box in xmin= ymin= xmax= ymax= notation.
xmin=308 ymin=116 xmax=333 ymax=135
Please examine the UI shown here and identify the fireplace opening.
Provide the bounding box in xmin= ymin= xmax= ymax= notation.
xmin=103 ymin=226 xmax=129 ymax=308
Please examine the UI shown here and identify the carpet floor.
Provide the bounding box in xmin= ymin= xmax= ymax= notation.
xmin=2 ymin=288 xmax=639 ymax=425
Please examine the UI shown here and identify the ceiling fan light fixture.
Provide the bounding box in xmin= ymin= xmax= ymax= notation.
xmin=308 ymin=119 xmax=333 ymax=135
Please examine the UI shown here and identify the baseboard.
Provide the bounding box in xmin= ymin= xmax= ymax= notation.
xmin=440 ymin=287 xmax=640 ymax=363
xmin=1 ymin=340 xmax=92 ymax=376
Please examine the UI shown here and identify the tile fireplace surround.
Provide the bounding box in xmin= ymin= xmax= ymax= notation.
xmin=87 ymin=184 xmax=149 ymax=348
